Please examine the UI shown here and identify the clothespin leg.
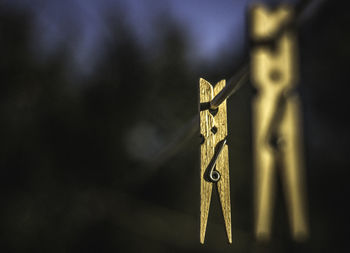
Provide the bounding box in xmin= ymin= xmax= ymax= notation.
xmin=279 ymin=95 xmax=309 ymax=241
xmin=253 ymin=95 xmax=278 ymax=241
xmin=214 ymin=81 xmax=232 ymax=244
xmin=199 ymin=78 xmax=214 ymax=244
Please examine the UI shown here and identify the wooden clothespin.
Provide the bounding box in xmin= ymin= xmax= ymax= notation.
xmin=250 ymin=4 xmax=309 ymax=241
xmin=199 ymin=78 xmax=232 ymax=244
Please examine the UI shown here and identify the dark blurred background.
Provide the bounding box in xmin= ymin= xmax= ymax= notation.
xmin=1 ymin=0 xmax=349 ymax=252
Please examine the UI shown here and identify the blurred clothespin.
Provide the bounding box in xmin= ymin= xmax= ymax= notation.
xmin=199 ymin=79 xmax=232 ymax=244
xmin=250 ymin=4 xmax=309 ymax=241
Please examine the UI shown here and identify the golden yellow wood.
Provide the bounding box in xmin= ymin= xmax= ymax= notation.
xmin=250 ymin=4 xmax=308 ymax=241
xmin=199 ymin=79 xmax=232 ymax=244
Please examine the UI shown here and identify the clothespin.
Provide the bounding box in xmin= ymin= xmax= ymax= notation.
xmin=250 ymin=4 xmax=309 ymax=241
xmin=199 ymin=78 xmax=232 ymax=244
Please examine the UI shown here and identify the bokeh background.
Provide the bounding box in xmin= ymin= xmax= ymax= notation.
xmin=1 ymin=0 xmax=349 ymax=252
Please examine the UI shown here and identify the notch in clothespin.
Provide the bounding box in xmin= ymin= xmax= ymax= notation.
xmin=250 ymin=4 xmax=309 ymax=241
xmin=199 ymin=78 xmax=232 ymax=244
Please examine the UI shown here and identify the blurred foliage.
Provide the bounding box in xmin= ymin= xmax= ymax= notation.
xmin=1 ymin=1 xmax=350 ymax=253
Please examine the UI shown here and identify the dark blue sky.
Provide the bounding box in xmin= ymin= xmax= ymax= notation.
xmin=5 ymin=0 xmax=299 ymax=74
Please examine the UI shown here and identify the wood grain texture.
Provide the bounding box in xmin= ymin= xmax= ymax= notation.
xmin=199 ymin=78 xmax=214 ymax=244
xmin=199 ymin=79 xmax=232 ymax=244
xmin=214 ymin=80 xmax=232 ymax=244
